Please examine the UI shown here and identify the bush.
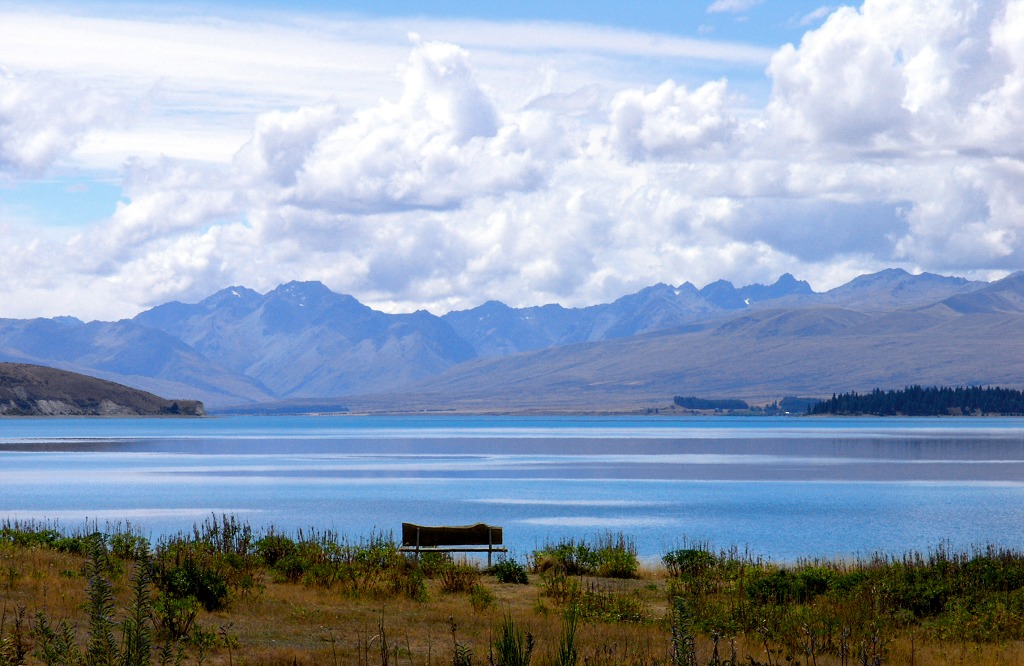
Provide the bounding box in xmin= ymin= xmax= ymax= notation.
xmin=255 ymin=532 xmax=297 ymax=568
xmin=493 ymin=558 xmax=529 ymax=584
xmin=595 ymin=534 xmax=638 ymax=578
xmin=157 ymin=557 xmax=229 ymax=611
xmin=534 ymin=539 xmax=600 ymax=576
xmin=440 ymin=564 xmax=480 ymax=594
xmin=417 ymin=550 xmax=454 ymax=578
xmin=534 ymin=533 xmax=638 ymax=579
xmin=470 ymin=583 xmax=495 ymax=611
xmin=109 ymin=532 xmax=150 ymax=561
xmin=540 ymin=570 xmax=581 ymax=605
xmin=402 ymin=566 xmax=428 ymax=602
xmin=55 ymin=536 xmax=89 ymax=556
xmin=0 ymin=525 xmax=61 ymax=549
xmin=663 ymin=549 xmax=717 ymax=578
xmin=154 ymin=538 xmax=234 ymax=611
xmin=153 ymin=594 xmax=199 ymax=640
xmin=541 ymin=575 xmax=646 ymax=623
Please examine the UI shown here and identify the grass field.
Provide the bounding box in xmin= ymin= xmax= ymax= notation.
xmin=2 ymin=516 xmax=1024 ymax=665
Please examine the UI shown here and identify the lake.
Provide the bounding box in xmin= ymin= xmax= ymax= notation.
xmin=2 ymin=415 xmax=1024 ymax=562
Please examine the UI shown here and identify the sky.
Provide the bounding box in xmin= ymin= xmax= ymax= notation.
xmin=1 ymin=0 xmax=1022 ymax=320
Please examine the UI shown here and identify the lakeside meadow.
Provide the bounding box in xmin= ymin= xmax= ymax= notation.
xmin=4 ymin=516 xmax=1024 ymax=665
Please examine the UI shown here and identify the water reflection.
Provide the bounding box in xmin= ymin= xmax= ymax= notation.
xmin=2 ymin=416 xmax=1024 ymax=560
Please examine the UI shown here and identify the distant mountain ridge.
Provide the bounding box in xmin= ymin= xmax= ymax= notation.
xmin=134 ymin=281 xmax=475 ymax=401
xmin=439 ymin=274 xmax=814 ymax=358
xmin=0 ymin=269 xmax=1008 ymax=410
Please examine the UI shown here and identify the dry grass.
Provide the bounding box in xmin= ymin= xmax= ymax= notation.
xmin=4 ymin=530 xmax=1024 ymax=665
xmin=0 ymin=544 xmax=667 ymax=664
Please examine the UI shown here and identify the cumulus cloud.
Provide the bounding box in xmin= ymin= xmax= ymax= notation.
xmin=3 ymin=1 xmax=1024 ymax=320
xmin=759 ymin=0 xmax=1024 ymax=276
xmin=0 ymin=68 xmax=113 ymax=175
xmin=609 ymin=79 xmax=737 ymax=160
xmin=767 ymin=0 xmax=1021 ymax=154
xmin=238 ymin=41 xmax=560 ymax=214
xmin=766 ymin=6 xmax=910 ymax=147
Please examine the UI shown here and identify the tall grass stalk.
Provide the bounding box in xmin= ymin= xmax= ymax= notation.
xmin=32 ymin=612 xmax=82 ymax=666
xmin=0 ymin=605 xmax=29 ymax=666
xmin=85 ymin=536 xmax=118 ymax=666
xmin=120 ymin=553 xmax=155 ymax=666
xmin=490 ymin=614 xmax=533 ymax=666
xmin=553 ymin=607 xmax=578 ymax=666
xmin=670 ymin=597 xmax=697 ymax=666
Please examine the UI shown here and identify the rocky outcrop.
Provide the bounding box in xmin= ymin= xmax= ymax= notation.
xmin=0 ymin=363 xmax=205 ymax=416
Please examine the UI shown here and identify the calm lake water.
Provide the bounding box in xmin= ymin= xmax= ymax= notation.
xmin=3 ymin=415 xmax=1024 ymax=561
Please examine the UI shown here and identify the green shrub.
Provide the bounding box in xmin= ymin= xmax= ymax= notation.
xmin=417 ymin=551 xmax=454 ymax=578
xmin=153 ymin=594 xmax=199 ymax=640
xmin=746 ymin=568 xmax=798 ymax=605
xmin=0 ymin=525 xmax=61 ymax=549
xmin=158 ymin=557 xmax=229 ymax=611
xmin=54 ymin=536 xmax=88 ymax=556
xmin=109 ymin=532 xmax=150 ymax=561
xmin=402 ymin=566 xmax=428 ymax=602
xmin=534 ymin=539 xmax=600 ymax=576
xmin=534 ymin=533 xmax=638 ymax=579
xmin=255 ymin=532 xmax=297 ymax=568
xmin=574 ymin=582 xmax=646 ymax=623
xmin=470 ymin=583 xmax=495 ymax=611
xmin=663 ymin=549 xmax=717 ymax=578
xmin=595 ymin=534 xmax=638 ymax=578
xmin=540 ymin=570 xmax=582 ymax=605
xmin=493 ymin=558 xmax=529 ymax=584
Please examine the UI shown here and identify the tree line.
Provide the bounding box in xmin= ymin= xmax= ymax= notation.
xmin=673 ymin=395 xmax=749 ymax=410
xmin=809 ymin=385 xmax=1024 ymax=416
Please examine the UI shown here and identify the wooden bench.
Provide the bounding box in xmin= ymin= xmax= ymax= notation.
xmin=399 ymin=522 xmax=507 ymax=566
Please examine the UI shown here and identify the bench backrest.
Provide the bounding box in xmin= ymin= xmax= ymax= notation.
xmin=402 ymin=522 xmax=502 ymax=547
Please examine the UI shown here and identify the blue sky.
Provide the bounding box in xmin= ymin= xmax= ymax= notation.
xmin=0 ymin=0 xmax=1021 ymax=320
xmin=117 ymin=0 xmax=830 ymax=45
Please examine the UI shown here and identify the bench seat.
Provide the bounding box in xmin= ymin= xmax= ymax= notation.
xmin=399 ymin=522 xmax=507 ymax=566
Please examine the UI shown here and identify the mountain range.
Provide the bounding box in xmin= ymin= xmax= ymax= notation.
xmin=0 ymin=268 xmax=1019 ymax=412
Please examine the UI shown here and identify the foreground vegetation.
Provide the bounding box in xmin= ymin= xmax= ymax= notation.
xmin=3 ymin=518 xmax=1024 ymax=664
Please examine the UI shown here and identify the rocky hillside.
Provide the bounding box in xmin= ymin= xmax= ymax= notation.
xmin=0 ymin=363 xmax=205 ymax=416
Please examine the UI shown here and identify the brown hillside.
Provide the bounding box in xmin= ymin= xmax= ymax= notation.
xmin=0 ymin=363 xmax=205 ymax=416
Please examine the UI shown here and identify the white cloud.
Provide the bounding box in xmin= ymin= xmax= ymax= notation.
xmin=0 ymin=8 xmax=773 ymax=168
xmin=238 ymin=41 xmax=562 ymax=214
xmin=609 ymin=79 xmax=737 ymax=160
xmin=766 ymin=6 xmax=910 ymax=147
xmin=759 ymin=0 xmax=1024 ymax=278
xmin=708 ymin=0 xmax=764 ymax=14
xmin=767 ymin=0 xmax=1022 ymax=154
xmin=1 ymin=1 xmax=1024 ymax=321
xmin=798 ymin=7 xmax=836 ymax=26
xmin=0 ymin=69 xmax=115 ymax=175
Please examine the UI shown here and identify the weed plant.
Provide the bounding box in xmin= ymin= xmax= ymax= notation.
xmin=532 ymin=533 xmax=638 ymax=578
xmin=539 ymin=570 xmax=648 ymax=623
xmin=440 ymin=564 xmax=480 ymax=594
